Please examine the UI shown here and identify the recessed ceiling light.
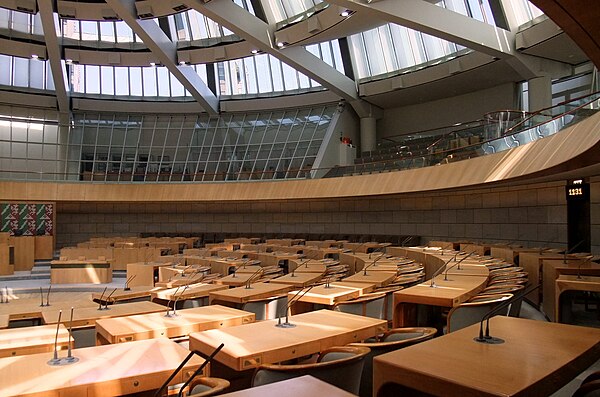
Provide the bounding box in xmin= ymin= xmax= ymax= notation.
xmin=251 ymin=49 xmax=259 ymax=54
xmin=31 ymin=54 xmax=39 ymax=59
xmin=340 ymin=10 xmax=350 ymax=17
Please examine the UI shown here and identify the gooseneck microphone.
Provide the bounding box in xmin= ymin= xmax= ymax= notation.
xmin=176 ymin=344 xmax=225 ymax=397
xmin=47 ymin=310 xmax=62 ymax=366
xmin=276 ymin=285 xmax=315 ymax=328
xmin=171 ymin=285 xmax=190 ymax=317
xmin=153 ymin=343 xmax=225 ymax=397
xmin=363 ymin=252 xmax=386 ymax=275
xmin=429 ymin=256 xmax=455 ymax=288
xmin=245 ymin=267 xmax=264 ymax=289
xmin=64 ymin=307 xmax=78 ymax=363
xmin=443 ymin=251 xmax=476 ymax=280
xmin=576 ymin=256 xmax=593 ymax=280
xmin=474 ymin=284 xmax=540 ymax=344
xmin=564 ymin=239 xmax=585 ymax=264
xmin=101 ymin=288 xmax=118 ymax=310
xmin=39 ymin=286 xmax=45 ymax=307
xmin=164 ymin=286 xmax=182 ymax=317
xmin=97 ymin=287 xmax=108 ymax=310
xmin=46 ymin=285 xmax=52 ymax=306
xmin=400 ymin=236 xmax=412 ymax=247
xmin=124 ymin=274 xmax=137 ymax=291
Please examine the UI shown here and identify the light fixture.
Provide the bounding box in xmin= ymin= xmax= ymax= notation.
xmin=65 ymin=59 xmax=73 ymax=64
xmin=340 ymin=10 xmax=351 ymax=17
xmin=150 ymin=62 xmax=156 ymax=67
xmin=31 ymin=54 xmax=39 ymax=59
xmin=276 ymin=42 xmax=287 ymax=48
xmin=251 ymin=49 xmax=259 ymax=54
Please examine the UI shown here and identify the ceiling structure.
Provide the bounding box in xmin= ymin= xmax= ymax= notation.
xmin=0 ymin=0 xmax=596 ymax=114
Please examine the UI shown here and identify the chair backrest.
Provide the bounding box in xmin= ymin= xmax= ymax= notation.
xmin=372 ymin=286 xmax=404 ymax=323
xmin=251 ymin=346 xmax=370 ymax=394
xmin=241 ymin=294 xmax=288 ymax=321
xmin=446 ymin=293 xmax=513 ymax=333
xmin=187 ymin=376 xmax=230 ymax=397
xmin=349 ymin=327 xmax=437 ymax=397
xmin=574 ymin=371 xmax=600 ymax=397
xmin=333 ymin=292 xmax=386 ymax=319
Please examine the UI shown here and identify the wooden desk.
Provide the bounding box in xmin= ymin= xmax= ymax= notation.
xmin=374 ymin=316 xmax=600 ymax=397
xmin=269 ymin=272 xmax=323 ymax=288
xmin=393 ymin=264 xmax=489 ymax=327
xmin=219 ymin=375 xmax=355 ymax=397
xmin=0 ymin=338 xmax=204 ymax=397
xmin=290 ymin=282 xmax=376 ymax=306
xmin=189 ymin=310 xmax=387 ymax=371
xmin=555 ymin=275 xmax=600 ymax=323
xmin=155 ymin=272 xmax=205 ymax=288
xmin=96 ymin=305 xmax=255 ymax=345
xmin=0 ymin=324 xmax=70 ymax=357
xmin=519 ymin=252 xmax=567 ymax=307
xmin=42 ymin=301 xmax=166 ymax=328
xmin=91 ymin=286 xmax=162 ymax=304
xmin=50 ymin=259 xmax=112 ymax=284
xmin=215 ymin=272 xmax=261 ymax=287
xmin=0 ymin=296 xmax=98 ymax=323
xmin=126 ymin=261 xmax=172 ymax=287
xmin=151 ymin=283 xmax=228 ymax=301
xmin=208 ymin=283 xmax=294 ymax=305
xmin=342 ymin=271 xmax=396 ymax=288
xmin=542 ymin=259 xmax=600 ymax=321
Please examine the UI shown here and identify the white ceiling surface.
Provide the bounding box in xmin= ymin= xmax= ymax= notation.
xmin=0 ymin=0 xmax=589 ymax=111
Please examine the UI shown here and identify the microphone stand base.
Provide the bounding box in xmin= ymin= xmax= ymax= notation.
xmin=63 ymin=356 xmax=79 ymax=364
xmin=473 ymin=336 xmax=505 ymax=344
xmin=275 ymin=322 xmax=296 ymax=328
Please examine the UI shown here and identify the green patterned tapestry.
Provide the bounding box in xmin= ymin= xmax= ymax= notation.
xmin=1 ymin=203 xmax=53 ymax=236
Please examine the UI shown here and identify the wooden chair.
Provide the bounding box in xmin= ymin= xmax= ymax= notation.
xmin=446 ymin=293 xmax=513 ymax=333
xmin=251 ymin=346 xmax=370 ymax=394
xmin=349 ymin=327 xmax=437 ymax=397
xmin=185 ymin=377 xmax=230 ymax=397
xmin=332 ymin=292 xmax=386 ymax=319
xmin=574 ymin=371 xmax=600 ymax=397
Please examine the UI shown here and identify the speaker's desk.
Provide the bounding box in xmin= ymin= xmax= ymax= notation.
xmin=290 ymin=282 xmax=376 ymax=307
xmin=190 ymin=310 xmax=386 ymax=372
xmin=374 ymin=316 xmax=600 ymax=397
xmin=342 ymin=271 xmax=396 ymax=288
xmin=96 ymin=305 xmax=255 ymax=345
xmin=393 ymin=264 xmax=489 ymax=327
xmin=50 ymin=259 xmax=112 ymax=284
xmin=0 ymin=324 xmax=70 ymax=358
xmin=0 ymin=338 xmax=204 ymax=397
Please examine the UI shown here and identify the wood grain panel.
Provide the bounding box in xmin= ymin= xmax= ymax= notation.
xmin=0 ymin=112 xmax=598 ymax=203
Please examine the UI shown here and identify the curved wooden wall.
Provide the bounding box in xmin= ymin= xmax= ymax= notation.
xmin=0 ymin=112 xmax=599 ymax=203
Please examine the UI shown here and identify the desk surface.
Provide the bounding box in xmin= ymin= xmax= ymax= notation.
xmin=91 ymin=286 xmax=162 ymax=303
xmin=373 ymin=316 xmax=600 ymax=397
xmin=0 ymin=338 xmax=204 ymax=397
xmin=290 ymin=282 xmax=375 ymax=305
xmin=96 ymin=304 xmax=255 ymax=344
xmin=189 ymin=309 xmax=387 ymax=371
xmin=209 ymin=282 xmax=294 ymax=304
xmin=219 ymin=376 xmax=355 ymax=397
xmin=42 ymin=301 xmax=165 ymax=328
xmin=151 ymin=283 xmax=228 ymax=301
xmin=342 ymin=271 xmax=397 ymax=287
xmin=269 ymin=272 xmax=323 ymax=287
xmin=0 ymin=324 xmax=70 ymax=357
xmin=0 ymin=296 xmax=98 ymax=321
